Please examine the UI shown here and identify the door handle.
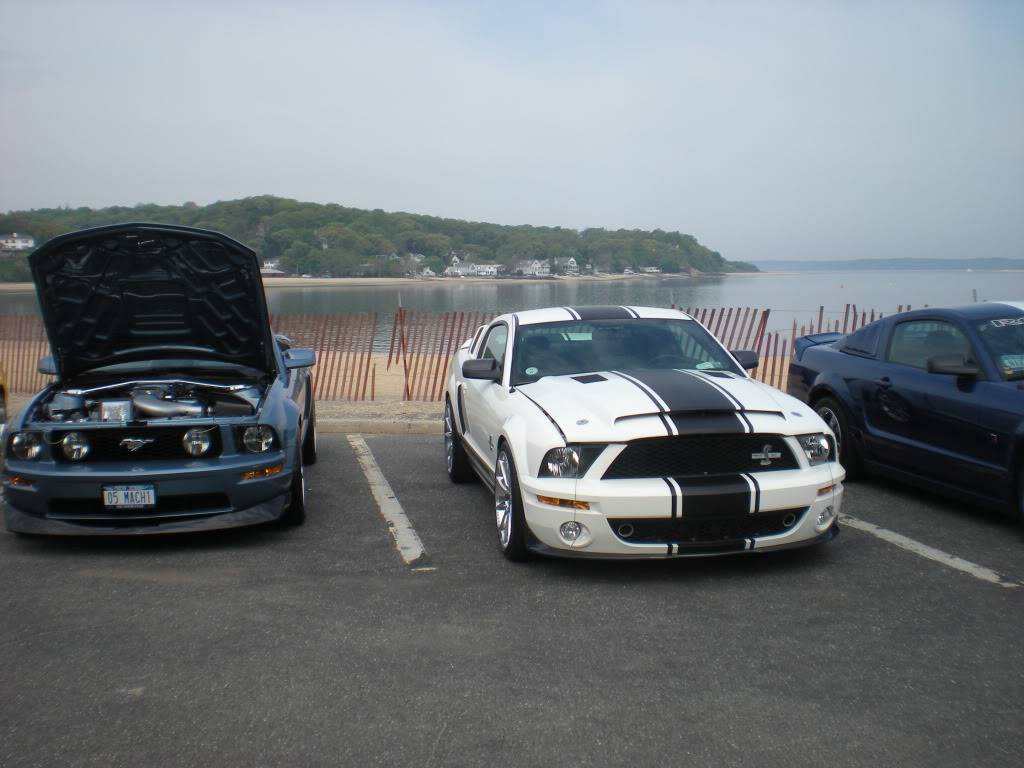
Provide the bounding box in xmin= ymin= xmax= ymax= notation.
xmin=875 ymin=377 xmax=892 ymax=389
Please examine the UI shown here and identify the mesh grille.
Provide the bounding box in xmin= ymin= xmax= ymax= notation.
xmin=610 ymin=508 xmax=807 ymax=544
xmin=52 ymin=427 xmax=223 ymax=462
xmin=603 ymin=434 xmax=798 ymax=478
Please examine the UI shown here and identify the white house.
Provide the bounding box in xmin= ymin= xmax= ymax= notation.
xmin=641 ymin=266 xmax=662 ymax=274
xmin=563 ymin=256 xmax=579 ymax=276
xmin=0 ymin=233 xmax=35 ymax=251
xmin=516 ymin=259 xmax=551 ymax=277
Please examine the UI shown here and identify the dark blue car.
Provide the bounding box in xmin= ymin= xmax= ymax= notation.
xmin=2 ymin=224 xmax=317 ymax=535
xmin=788 ymin=302 xmax=1024 ymax=521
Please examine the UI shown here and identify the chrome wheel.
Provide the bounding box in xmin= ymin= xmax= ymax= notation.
xmin=817 ymin=405 xmax=842 ymax=457
xmin=444 ymin=402 xmax=455 ymax=473
xmin=495 ymin=451 xmax=513 ymax=549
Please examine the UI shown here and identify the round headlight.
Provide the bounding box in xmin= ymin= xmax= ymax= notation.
xmin=61 ymin=431 xmax=90 ymax=461
xmin=242 ymin=425 xmax=275 ymax=453
xmin=10 ymin=432 xmax=42 ymax=460
xmin=182 ymin=428 xmax=214 ymax=457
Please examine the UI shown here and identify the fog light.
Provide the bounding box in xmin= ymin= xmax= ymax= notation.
xmin=183 ymin=428 xmax=214 ymax=457
xmin=61 ymin=431 xmax=90 ymax=461
xmin=559 ymin=521 xmax=582 ymax=542
xmin=5 ymin=475 xmax=33 ymax=488
xmin=242 ymin=425 xmax=275 ymax=453
xmin=10 ymin=432 xmax=42 ymax=460
xmin=816 ymin=505 xmax=836 ymax=530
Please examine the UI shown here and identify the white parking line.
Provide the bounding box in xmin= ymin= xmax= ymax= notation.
xmin=841 ymin=514 xmax=1022 ymax=590
xmin=347 ymin=435 xmax=432 ymax=570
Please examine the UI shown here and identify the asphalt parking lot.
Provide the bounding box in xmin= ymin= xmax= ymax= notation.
xmin=2 ymin=434 xmax=1023 ymax=768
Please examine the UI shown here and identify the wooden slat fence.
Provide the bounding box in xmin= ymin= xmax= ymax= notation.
xmin=0 ymin=303 xmax=917 ymax=399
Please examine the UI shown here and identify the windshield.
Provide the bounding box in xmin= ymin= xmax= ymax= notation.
xmin=977 ymin=316 xmax=1024 ymax=380
xmin=512 ymin=319 xmax=742 ymax=385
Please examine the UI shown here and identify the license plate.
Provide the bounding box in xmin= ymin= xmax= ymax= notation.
xmin=103 ymin=485 xmax=156 ymax=509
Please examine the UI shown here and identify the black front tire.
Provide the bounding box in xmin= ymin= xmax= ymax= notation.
xmin=814 ymin=396 xmax=862 ymax=480
xmin=444 ymin=399 xmax=475 ymax=483
xmin=302 ymin=395 xmax=318 ymax=465
xmin=280 ymin=451 xmax=307 ymax=526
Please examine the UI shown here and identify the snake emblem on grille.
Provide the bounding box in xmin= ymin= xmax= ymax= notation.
xmin=751 ymin=444 xmax=782 ymax=466
xmin=120 ymin=437 xmax=155 ymax=452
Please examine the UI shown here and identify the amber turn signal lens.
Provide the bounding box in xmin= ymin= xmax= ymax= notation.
xmin=537 ymin=495 xmax=590 ymax=510
xmin=242 ymin=464 xmax=284 ymax=481
xmin=817 ymin=485 xmax=835 ymax=496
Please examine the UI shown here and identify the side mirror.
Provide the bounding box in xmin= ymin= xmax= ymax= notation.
xmin=927 ymin=354 xmax=979 ymax=378
xmin=731 ymin=350 xmax=759 ymax=370
xmin=462 ymin=358 xmax=501 ymax=382
xmin=38 ymin=355 xmax=57 ymax=376
xmin=284 ymin=348 xmax=316 ymax=369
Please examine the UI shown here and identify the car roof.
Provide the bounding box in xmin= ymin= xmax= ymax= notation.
xmin=497 ymin=306 xmax=694 ymax=327
xmin=893 ymin=302 xmax=1024 ymax=323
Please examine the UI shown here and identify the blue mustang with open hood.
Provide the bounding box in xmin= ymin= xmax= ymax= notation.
xmin=2 ymin=224 xmax=317 ymax=535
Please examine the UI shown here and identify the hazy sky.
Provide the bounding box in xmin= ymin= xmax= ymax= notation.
xmin=2 ymin=1 xmax=1022 ymax=262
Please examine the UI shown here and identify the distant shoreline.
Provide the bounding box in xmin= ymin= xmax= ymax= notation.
xmin=0 ymin=272 xmax=699 ymax=292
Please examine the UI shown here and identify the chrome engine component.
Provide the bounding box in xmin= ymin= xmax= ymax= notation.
xmin=37 ymin=379 xmax=263 ymax=423
xmin=99 ymin=400 xmax=133 ymax=422
xmin=132 ymin=392 xmax=205 ymax=418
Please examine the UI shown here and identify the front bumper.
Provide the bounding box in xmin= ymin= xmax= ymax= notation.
xmin=518 ymin=463 xmax=844 ymax=558
xmin=2 ymin=451 xmax=293 ymax=536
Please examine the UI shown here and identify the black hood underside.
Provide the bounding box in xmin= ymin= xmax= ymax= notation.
xmin=30 ymin=224 xmax=276 ymax=379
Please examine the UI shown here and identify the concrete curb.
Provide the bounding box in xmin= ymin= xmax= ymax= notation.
xmin=318 ymin=418 xmax=440 ymax=435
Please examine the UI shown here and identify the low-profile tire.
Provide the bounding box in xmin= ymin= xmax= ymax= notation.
xmin=494 ymin=445 xmax=529 ymax=561
xmin=302 ymin=396 xmax=318 ymax=465
xmin=814 ymin=396 xmax=863 ymax=480
xmin=280 ymin=451 xmax=307 ymax=526
xmin=1014 ymin=466 xmax=1024 ymax=525
xmin=444 ymin=398 xmax=474 ymax=484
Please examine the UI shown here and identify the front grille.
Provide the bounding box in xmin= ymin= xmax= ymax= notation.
xmin=603 ymin=434 xmax=798 ymax=479
xmin=52 ymin=427 xmax=223 ymax=462
xmin=610 ymin=508 xmax=807 ymax=545
xmin=48 ymin=493 xmax=231 ymax=524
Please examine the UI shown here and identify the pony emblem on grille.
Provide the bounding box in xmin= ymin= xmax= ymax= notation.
xmin=120 ymin=437 xmax=155 ymax=452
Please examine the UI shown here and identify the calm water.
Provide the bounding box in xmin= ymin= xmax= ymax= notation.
xmin=2 ymin=270 xmax=1021 ymax=336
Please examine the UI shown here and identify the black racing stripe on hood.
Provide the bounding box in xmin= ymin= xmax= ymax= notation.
xmin=674 ymin=475 xmax=750 ymax=518
xmin=570 ymin=306 xmax=633 ymax=320
xmin=620 ymin=368 xmax=737 ymax=412
xmin=516 ymin=389 xmax=566 ymax=441
xmin=668 ymin=412 xmax=748 ymax=435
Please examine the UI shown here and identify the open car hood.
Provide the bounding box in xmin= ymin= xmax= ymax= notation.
xmin=30 ymin=224 xmax=276 ymax=379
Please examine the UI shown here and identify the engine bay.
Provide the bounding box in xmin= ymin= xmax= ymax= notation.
xmin=36 ymin=379 xmax=264 ymax=423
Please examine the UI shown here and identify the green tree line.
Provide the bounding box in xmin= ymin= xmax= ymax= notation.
xmin=0 ymin=196 xmax=756 ymax=279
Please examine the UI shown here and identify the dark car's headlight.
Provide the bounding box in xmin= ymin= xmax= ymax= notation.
xmin=9 ymin=431 xmax=43 ymax=461
xmin=798 ymin=433 xmax=832 ymax=465
xmin=539 ymin=445 xmax=606 ymax=478
xmin=240 ymin=425 xmax=277 ymax=453
xmin=61 ymin=431 xmax=90 ymax=461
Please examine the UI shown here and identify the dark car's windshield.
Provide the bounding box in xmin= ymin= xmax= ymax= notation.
xmin=512 ymin=319 xmax=741 ymax=385
xmin=976 ymin=316 xmax=1024 ymax=380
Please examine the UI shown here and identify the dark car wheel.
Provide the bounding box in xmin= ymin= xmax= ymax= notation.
xmin=494 ymin=446 xmax=529 ymax=561
xmin=302 ymin=395 xmax=318 ymax=465
xmin=280 ymin=450 xmax=307 ymax=526
xmin=444 ymin=399 xmax=474 ymax=483
xmin=815 ymin=396 xmax=863 ymax=480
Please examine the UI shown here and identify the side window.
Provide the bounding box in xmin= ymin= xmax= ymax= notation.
xmin=887 ymin=320 xmax=971 ymax=369
xmin=479 ymin=324 xmax=508 ymax=368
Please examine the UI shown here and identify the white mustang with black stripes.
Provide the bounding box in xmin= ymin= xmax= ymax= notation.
xmin=444 ymin=306 xmax=844 ymax=560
